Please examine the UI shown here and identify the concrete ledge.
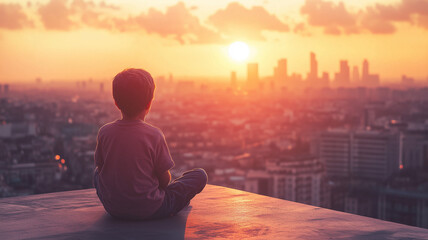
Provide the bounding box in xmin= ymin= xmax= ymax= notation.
xmin=0 ymin=185 xmax=427 ymax=239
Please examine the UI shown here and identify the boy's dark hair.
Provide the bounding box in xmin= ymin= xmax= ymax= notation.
xmin=113 ymin=68 xmax=155 ymax=118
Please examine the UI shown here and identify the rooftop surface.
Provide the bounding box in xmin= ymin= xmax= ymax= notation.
xmin=1 ymin=185 xmax=427 ymax=240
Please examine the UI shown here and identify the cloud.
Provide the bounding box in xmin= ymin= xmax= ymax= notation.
xmin=300 ymin=0 xmax=359 ymax=35
xmin=293 ymin=22 xmax=311 ymax=36
xmin=361 ymin=0 xmax=428 ymax=33
xmin=133 ymin=2 xmax=223 ymax=44
xmin=300 ymin=0 xmax=428 ymax=35
xmin=38 ymin=0 xmax=74 ymax=30
xmin=0 ymin=3 xmax=33 ymax=30
xmin=208 ymin=2 xmax=289 ymax=40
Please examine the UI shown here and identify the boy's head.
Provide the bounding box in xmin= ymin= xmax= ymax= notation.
xmin=113 ymin=68 xmax=155 ymax=118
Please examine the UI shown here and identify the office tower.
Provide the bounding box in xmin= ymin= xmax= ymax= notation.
xmin=230 ymin=71 xmax=237 ymax=87
xmin=319 ymin=72 xmax=330 ymax=87
xmin=362 ymin=59 xmax=380 ymax=86
xmin=352 ymin=66 xmax=360 ymax=82
xmin=319 ymin=130 xmax=351 ymax=178
xmin=309 ymin=52 xmax=318 ymax=81
xmin=402 ymin=130 xmax=428 ymax=170
xmin=245 ymin=155 xmax=327 ymax=207
xmin=274 ymin=59 xmax=287 ymax=82
xmin=334 ymin=60 xmax=350 ymax=85
xmin=351 ymin=131 xmax=400 ymax=181
xmin=340 ymin=60 xmax=350 ymax=82
xmin=247 ymin=63 xmax=259 ymax=87
xmin=318 ymin=130 xmax=401 ymax=181
xmin=362 ymin=59 xmax=369 ymax=82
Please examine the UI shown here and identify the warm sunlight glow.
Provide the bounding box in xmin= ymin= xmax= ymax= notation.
xmin=228 ymin=41 xmax=250 ymax=62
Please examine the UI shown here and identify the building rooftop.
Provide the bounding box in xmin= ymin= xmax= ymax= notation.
xmin=1 ymin=185 xmax=427 ymax=240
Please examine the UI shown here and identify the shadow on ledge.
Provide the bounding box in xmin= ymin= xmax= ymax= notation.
xmin=28 ymin=207 xmax=192 ymax=240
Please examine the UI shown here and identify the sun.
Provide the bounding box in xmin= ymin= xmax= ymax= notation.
xmin=228 ymin=41 xmax=250 ymax=62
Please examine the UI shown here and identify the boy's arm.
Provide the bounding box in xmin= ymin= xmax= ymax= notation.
xmin=158 ymin=170 xmax=171 ymax=189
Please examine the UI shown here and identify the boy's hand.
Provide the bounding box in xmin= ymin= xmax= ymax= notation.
xmin=158 ymin=170 xmax=171 ymax=189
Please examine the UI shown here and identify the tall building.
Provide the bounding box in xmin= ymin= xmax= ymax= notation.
xmin=362 ymin=59 xmax=380 ymax=86
xmin=247 ymin=63 xmax=259 ymax=87
xmin=351 ymin=131 xmax=400 ymax=181
xmin=319 ymin=130 xmax=352 ymax=178
xmin=317 ymin=130 xmax=401 ymax=181
xmin=246 ymin=155 xmax=328 ymax=207
xmin=362 ymin=59 xmax=369 ymax=81
xmin=334 ymin=60 xmax=350 ymax=85
xmin=402 ymin=130 xmax=428 ymax=170
xmin=274 ymin=59 xmax=287 ymax=83
xmin=308 ymin=52 xmax=318 ymax=81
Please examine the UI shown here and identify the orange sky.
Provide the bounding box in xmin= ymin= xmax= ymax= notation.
xmin=0 ymin=0 xmax=427 ymax=82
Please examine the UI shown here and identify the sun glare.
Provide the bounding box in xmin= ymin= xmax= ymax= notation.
xmin=228 ymin=41 xmax=250 ymax=62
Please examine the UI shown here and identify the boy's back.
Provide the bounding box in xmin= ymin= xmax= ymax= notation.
xmin=94 ymin=119 xmax=174 ymax=219
xmin=94 ymin=68 xmax=207 ymax=220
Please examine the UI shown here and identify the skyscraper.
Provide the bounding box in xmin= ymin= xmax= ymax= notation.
xmin=274 ymin=59 xmax=287 ymax=83
xmin=362 ymin=59 xmax=369 ymax=82
xmin=247 ymin=63 xmax=259 ymax=87
xmin=334 ymin=60 xmax=350 ymax=85
xmin=309 ymin=52 xmax=318 ymax=81
xmin=245 ymin=155 xmax=328 ymax=207
xmin=318 ymin=130 xmax=401 ymax=181
xmin=361 ymin=59 xmax=380 ymax=86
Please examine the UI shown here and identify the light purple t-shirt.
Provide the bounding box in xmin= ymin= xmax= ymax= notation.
xmin=94 ymin=119 xmax=174 ymax=219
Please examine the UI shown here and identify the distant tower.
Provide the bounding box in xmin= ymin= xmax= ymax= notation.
xmin=99 ymin=83 xmax=104 ymax=93
xmin=275 ymin=59 xmax=287 ymax=82
xmin=352 ymin=66 xmax=360 ymax=82
xmin=230 ymin=71 xmax=237 ymax=87
xmin=309 ymin=52 xmax=318 ymax=81
xmin=35 ymin=77 xmax=42 ymax=84
xmin=247 ymin=63 xmax=259 ymax=87
xmin=362 ymin=59 xmax=369 ymax=82
xmin=336 ymin=60 xmax=350 ymax=84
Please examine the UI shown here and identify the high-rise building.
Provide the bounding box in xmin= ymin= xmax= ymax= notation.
xmin=319 ymin=130 xmax=351 ymax=178
xmin=247 ymin=63 xmax=259 ymax=87
xmin=317 ymin=130 xmax=401 ymax=181
xmin=334 ymin=60 xmax=350 ymax=85
xmin=362 ymin=59 xmax=369 ymax=82
xmin=351 ymin=131 xmax=400 ymax=181
xmin=362 ymin=59 xmax=380 ymax=86
xmin=308 ymin=52 xmax=318 ymax=81
xmin=245 ymin=155 xmax=328 ymax=207
xmin=402 ymin=130 xmax=428 ymax=170
xmin=274 ymin=59 xmax=287 ymax=83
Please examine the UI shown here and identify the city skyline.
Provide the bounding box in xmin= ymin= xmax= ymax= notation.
xmin=0 ymin=0 xmax=428 ymax=82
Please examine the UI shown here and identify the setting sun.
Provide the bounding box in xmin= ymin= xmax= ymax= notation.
xmin=228 ymin=41 xmax=250 ymax=62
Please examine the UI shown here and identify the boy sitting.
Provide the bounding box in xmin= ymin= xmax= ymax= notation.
xmin=93 ymin=68 xmax=207 ymax=220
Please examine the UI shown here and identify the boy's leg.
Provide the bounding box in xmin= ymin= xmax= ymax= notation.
xmin=150 ymin=168 xmax=208 ymax=219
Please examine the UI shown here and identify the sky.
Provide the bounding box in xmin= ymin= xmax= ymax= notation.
xmin=0 ymin=0 xmax=427 ymax=82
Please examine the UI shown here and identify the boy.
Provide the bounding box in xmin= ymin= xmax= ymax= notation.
xmin=93 ymin=68 xmax=207 ymax=220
